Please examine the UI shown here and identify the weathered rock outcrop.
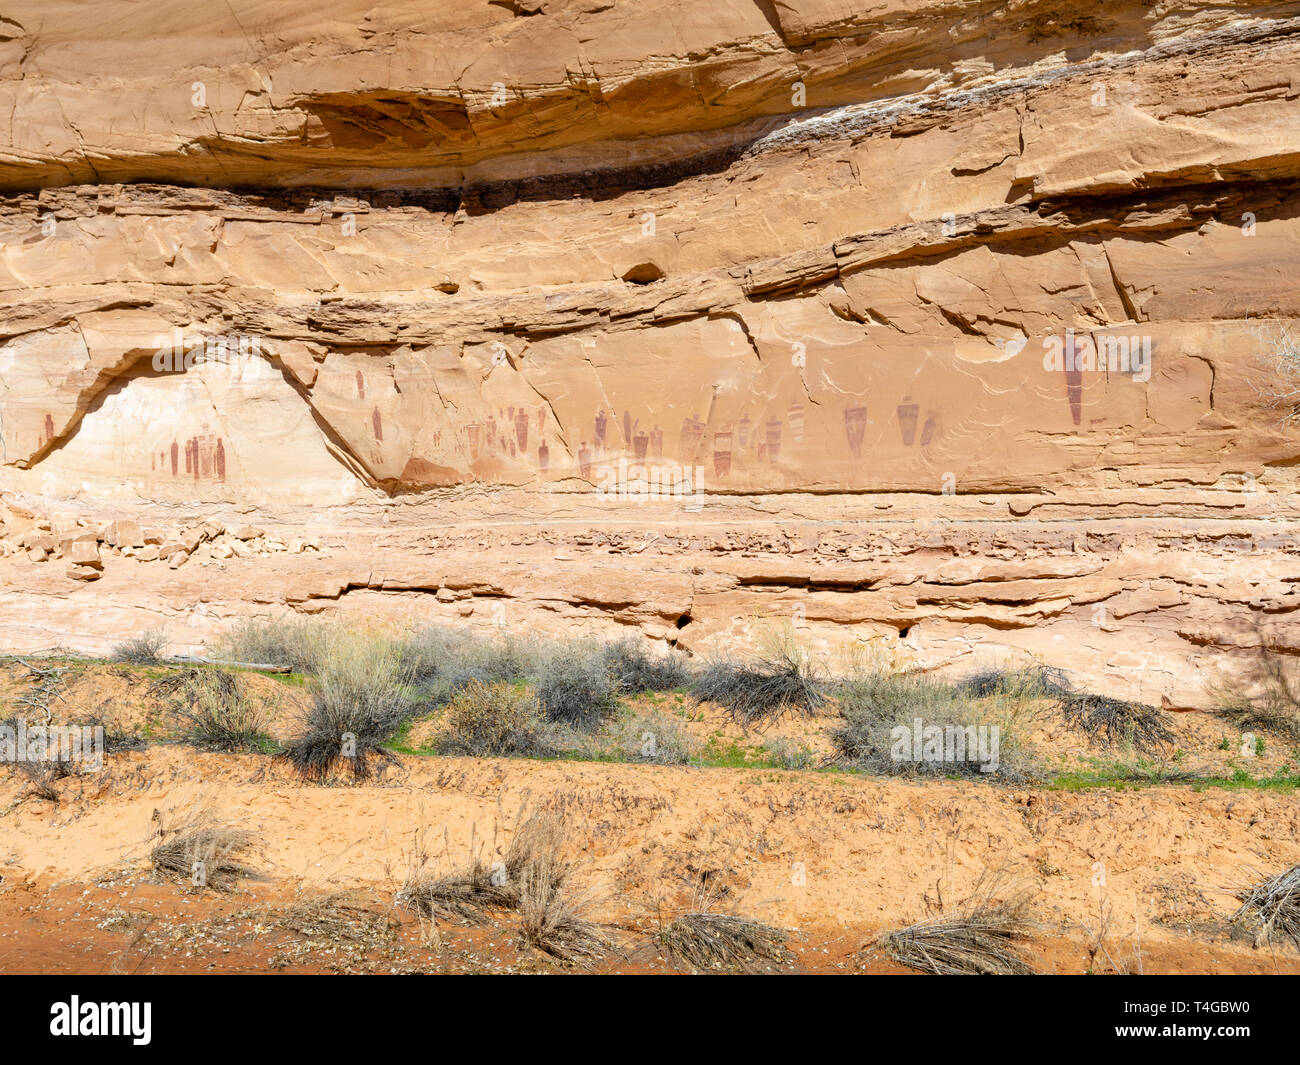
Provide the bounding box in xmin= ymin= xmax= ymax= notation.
xmin=2 ymin=1 xmax=1299 ymax=704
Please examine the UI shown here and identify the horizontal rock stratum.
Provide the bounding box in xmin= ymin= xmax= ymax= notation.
xmin=1 ymin=0 xmax=1298 ymax=705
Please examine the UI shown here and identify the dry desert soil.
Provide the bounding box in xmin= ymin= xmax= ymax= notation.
xmin=2 ymin=656 xmax=1298 ymax=975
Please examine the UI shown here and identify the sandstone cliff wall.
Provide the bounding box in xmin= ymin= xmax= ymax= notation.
xmin=1 ymin=1 xmax=1298 ymax=705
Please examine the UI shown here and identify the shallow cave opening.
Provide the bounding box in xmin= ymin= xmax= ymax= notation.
xmin=675 ymin=613 xmax=693 ymax=630
xmin=898 ymin=625 xmax=911 ymax=639
xmin=622 ymin=262 xmax=665 ymax=284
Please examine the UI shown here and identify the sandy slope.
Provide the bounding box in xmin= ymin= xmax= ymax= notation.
xmin=2 ymin=744 xmax=1298 ymax=974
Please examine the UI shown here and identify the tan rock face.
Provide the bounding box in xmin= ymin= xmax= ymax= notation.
xmin=1 ymin=1 xmax=1299 ymax=703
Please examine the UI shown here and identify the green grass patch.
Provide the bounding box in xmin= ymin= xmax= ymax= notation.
xmin=1049 ymin=763 xmax=1300 ymax=792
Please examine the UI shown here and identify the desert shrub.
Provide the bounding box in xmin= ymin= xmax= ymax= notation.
xmin=149 ymin=801 xmax=264 ymax=891
xmin=412 ymin=631 xmax=544 ymax=706
xmin=406 ymin=631 xmax=687 ymax=705
xmin=396 ymin=626 xmax=466 ymax=687
xmin=536 ymin=643 xmax=619 ymax=730
xmin=834 ymin=672 xmax=970 ymax=769
xmin=956 ymin=664 xmax=1173 ymax=760
xmin=437 ymin=680 xmax=556 ymax=757
xmin=219 ymin=616 xmax=328 ymax=674
xmin=833 ymin=669 xmax=1035 ymax=781
xmin=692 ymin=641 xmax=826 ymax=725
xmin=957 ymin=663 xmax=1069 ymax=700
xmin=603 ymin=638 xmax=689 ymax=693
xmin=449 ymin=632 xmax=540 ymax=687
xmin=763 ymin=735 xmax=818 ymax=770
xmin=281 ymin=630 xmax=417 ymax=779
xmin=157 ymin=668 xmax=276 ymax=752
xmin=74 ymin=709 xmax=145 ymax=753
xmin=1218 ymin=691 xmax=1300 ymax=744
xmin=617 ymin=710 xmax=696 ymax=765
xmin=110 ymin=628 xmax=166 ymax=665
xmin=1058 ymin=692 xmax=1175 ymax=756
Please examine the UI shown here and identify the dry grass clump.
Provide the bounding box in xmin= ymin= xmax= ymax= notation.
xmin=437 ymin=680 xmax=556 ymax=757
xmin=281 ymin=629 xmax=417 ymax=779
xmin=879 ymin=876 xmax=1038 ymax=975
xmin=1232 ymin=863 xmax=1300 ymax=951
xmin=397 ymin=822 xmax=518 ymax=924
xmin=398 ymin=802 xmax=608 ymax=962
xmin=658 ymin=912 xmax=791 ymax=971
xmin=16 ymin=759 xmax=71 ymax=803
xmin=1217 ymin=691 xmax=1300 ymax=744
xmin=154 ymin=668 xmax=276 ymax=752
xmin=400 ymin=861 xmax=518 ymax=925
xmin=1058 ymin=692 xmax=1174 ymax=756
xmin=513 ymin=814 xmax=609 ymax=962
xmin=2 ymin=713 xmax=81 ymax=803
xmin=692 ymin=638 xmax=827 ymax=726
xmin=110 ymin=628 xmax=167 ymax=665
xmin=148 ymin=801 xmax=265 ymax=892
